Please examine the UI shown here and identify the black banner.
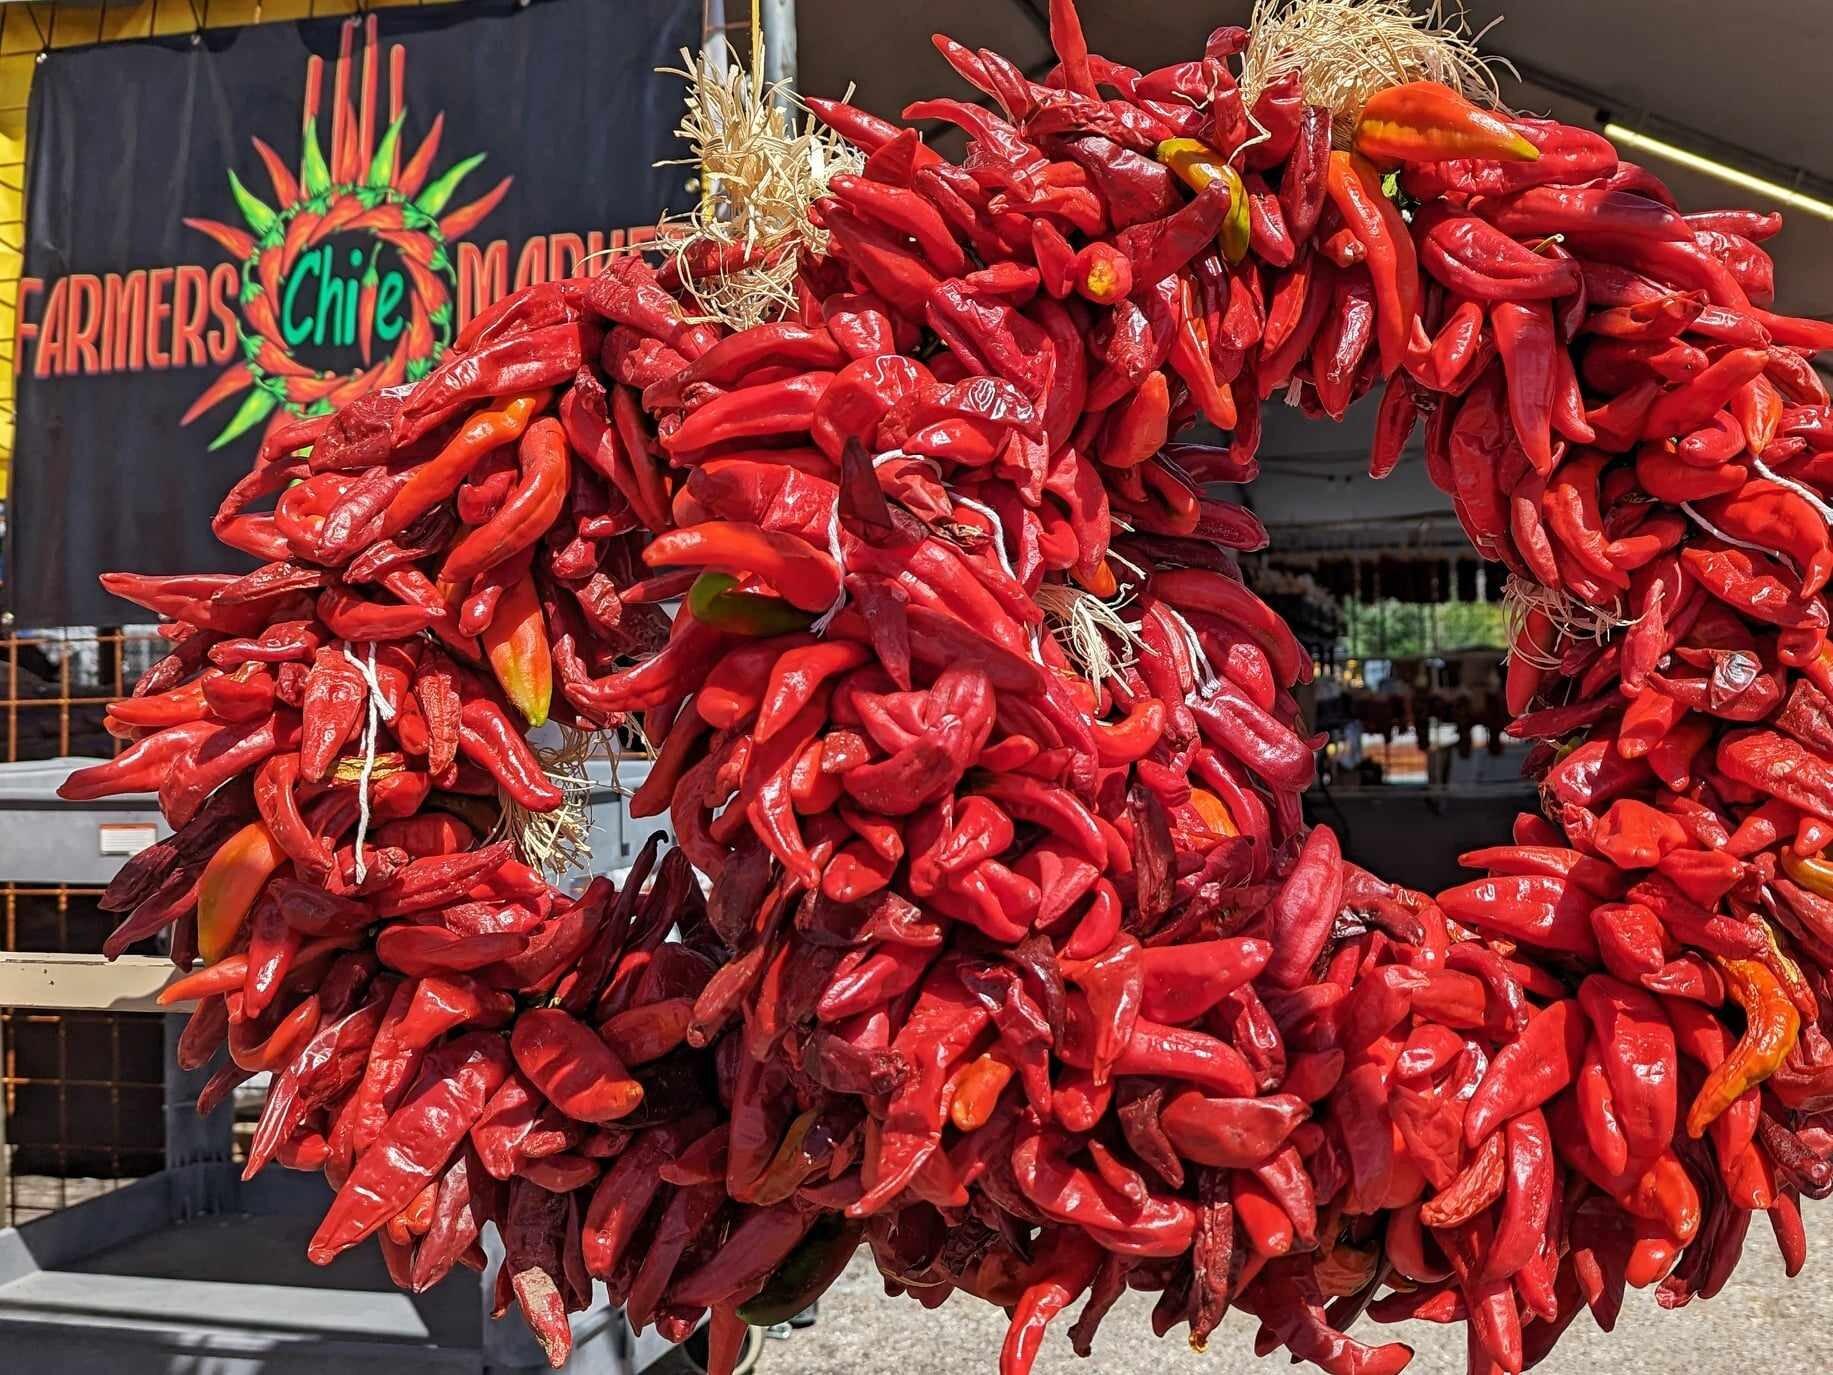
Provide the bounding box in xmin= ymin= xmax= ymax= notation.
xmin=10 ymin=0 xmax=698 ymax=626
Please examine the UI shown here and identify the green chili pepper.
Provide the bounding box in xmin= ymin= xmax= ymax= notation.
xmin=686 ymin=572 xmax=815 ymax=637
xmin=735 ymin=1214 xmax=863 ymax=1325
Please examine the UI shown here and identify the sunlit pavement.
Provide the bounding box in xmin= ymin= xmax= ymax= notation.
xmin=654 ymin=1206 xmax=1830 ymax=1374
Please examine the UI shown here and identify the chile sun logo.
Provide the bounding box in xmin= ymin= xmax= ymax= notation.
xmin=183 ymin=16 xmax=511 ymax=451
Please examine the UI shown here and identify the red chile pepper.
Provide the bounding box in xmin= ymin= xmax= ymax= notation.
xmin=805 ymin=97 xmax=938 ymax=164
xmin=1643 ymin=347 xmax=1772 ymax=440
xmin=316 ymin=586 xmax=441 ymax=642
xmin=1168 ymin=286 xmax=1237 ymax=429
xmin=510 ymin=1007 xmax=644 ymax=1124
xmin=373 ymin=393 xmax=548 ymax=545
xmin=1001 ymin=1227 xmax=1103 ymax=1375
xmin=253 ymin=753 xmax=333 ymax=879
xmin=1368 ymin=373 xmax=1422 ymax=479
xmin=1465 ymin=999 xmax=1587 ymax=1146
xmin=102 ymin=571 xmax=238 ymax=620
xmin=1637 ymin=443 xmax=1748 ymax=504
xmin=59 ymin=720 xmax=219 ymax=800
xmin=1320 ymin=226 xmax=1366 ymax=270
xmin=308 ymin=1032 xmax=509 ymax=1263
xmin=830 ymin=173 xmax=967 ymax=278
xmin=1417 ymin=209 xmax=1582 ymax=302
xmin=1733 ymin=373 xmax=1786 ymax=452
xmin=1577 ymin=974 xmax=1679 ymax=1166
xmin=1262 ymin=826 xmax=1345 ymax=989
xmin=1573 ymin=1040 xmax=1632 ymax=1178
xmin=1699 ymin=479 xmax=1833 ymax=598
xmin=1158 ymin=1091 xmax=1308 ymax=1168
xmin=654 ymin=326 xmax=842 ymax=411
xmin=1311 ymin=268 xmax=1376 ymax=420
xmin=1491 ymin=301 xmax=1558 ymax=474
xmin=1186 ymin=679 xmax=1316 ymax=794
xmin=826 ymin=199 xmax=948 ymax=318
xmin=849 ymin=959 xmax=991 ymax=1215
xmin=662 ymin=369 xmax=836 ymax=459
xmin=458 ymin=696 xmax=564 ymax=811
xmin=106 ymin=677 xmax=212 ymax=729
xmin=1150 ymin=569 xmax=1311 ymax=686
xmin=1677 ymin=543 xmax=1824 ymax=637
xmin=669 ymin=1205 xmax=817 ymax=1312
xmin=1485 ymin=185 xmax=1692 ymax=242
xmin=1116 ymin=182 xmax=1232 ymax=290
xmin=1280 ymin=106 xmax=1331 ymax=246
xmin=1258 ymin=255 xmax=1331 ymax=396
xmin=1242 ymin=171 xmax=1295 ymax=267
xmin=300 ymin=652 xmax=366 ymax=781
xmin=1102 ymin=369 xmax=1171 ymax=466
xmin=1046 ymin=0 xmax=1098 ymax=96
xmin=1545 ymin=448 xmax=1629 ymax=588
xmin=1421 ymin=298 xmax=1489 ymax=393
xmin=643 ymin=522 xmax=840 ymax=614
xmin=1443 ymin=369 xmax=1513 ymax=559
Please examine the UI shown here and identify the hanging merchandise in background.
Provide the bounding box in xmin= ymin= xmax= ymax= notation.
xmin=8 ymin=0 xmax=697 ymax=627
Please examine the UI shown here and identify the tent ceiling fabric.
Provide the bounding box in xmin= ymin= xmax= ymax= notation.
xmin=792 ymin=0 xmax=1833 ymax=549
xmin=796 ymin=0 xmax=1833 ymax=317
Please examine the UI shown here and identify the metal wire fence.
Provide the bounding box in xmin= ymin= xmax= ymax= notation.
xmin=0 ymin=627 xmax=169 ymax=1223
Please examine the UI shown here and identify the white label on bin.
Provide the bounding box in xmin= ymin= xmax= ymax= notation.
xmin=98 ymin=823 xmax=157 ymax=856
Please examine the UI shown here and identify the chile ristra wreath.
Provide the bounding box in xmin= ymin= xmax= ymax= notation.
xmin=60 ymin=1 xmax=1833 ymax=1371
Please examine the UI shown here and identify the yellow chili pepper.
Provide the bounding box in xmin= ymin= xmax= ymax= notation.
xmin=196 ymin=820 xmax=286 ymax=963
xmin=1758 ymin=916 xmax=1818 ymax=1026
xmin=1154 ymin=139 xmax=1251 ymax=264
xmin=1686 ymin=956 xmax=1799 ymax=1138
xmin=1781 ymin=845 xmax=1833 ymax=902
xmin=482 ymin=570 xmax=554 ymax=727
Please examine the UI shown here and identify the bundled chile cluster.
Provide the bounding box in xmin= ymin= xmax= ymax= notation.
xmin=61 ymin=2 xmax=1833 ymax=1372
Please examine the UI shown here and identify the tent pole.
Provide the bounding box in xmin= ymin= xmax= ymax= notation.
xmin=761 ymin=0 xmax=797 ymax=106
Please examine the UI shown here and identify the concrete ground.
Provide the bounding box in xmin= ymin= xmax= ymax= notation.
xmin=653 ymin=1203 xmax=1831 ymax=1374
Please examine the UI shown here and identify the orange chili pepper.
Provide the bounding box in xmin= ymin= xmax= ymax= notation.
xmin=1187 ymin=787 xmax=1237 ymax=838
xmin=376 ymin=391 xmax=548 ymax=541
xmin=1353 ymin=81 xmax=1540 ymax=166
xmin=157 ymin=956 xmax=251 ymax=1007
xmin=949 ymin=1050 xmax=1016 ymax=1131
xmin=440 ymin=417 xmax=571 ymax=585
xmin=1686 ymin=956 xmax=1799 ymax=1137
xmin=196 ymin=820 xmax=286 ymax=963
xmin=1071 ymin=557 xmax=1119 ymax=598
xmin=480 ymin=569 xmax=553 ymax=727
xmin=1325 ymin=151 xmax=1420 ymax=378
